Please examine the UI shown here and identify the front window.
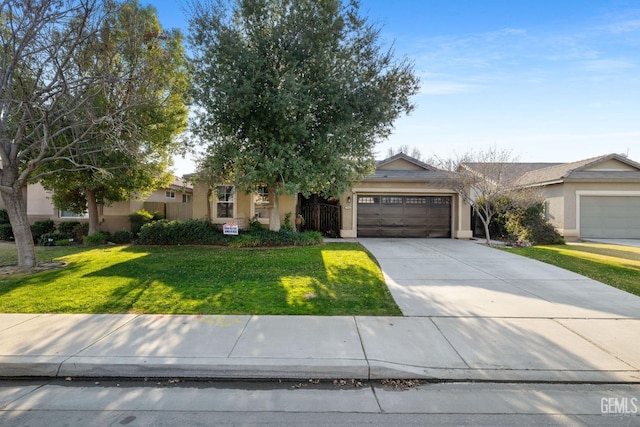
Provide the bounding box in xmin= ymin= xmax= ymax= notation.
xmin=254 ymin=186 xmax=270 ymax=219
xmin=60 ymin=210 xmax=89 ymax=219
xmin=182 ymin=194 xmax=192 ymax=203
xmin=216 ymin=185 xmax=234 ymax=218
xmin=166 ymin=191 xmax=175 ymax=199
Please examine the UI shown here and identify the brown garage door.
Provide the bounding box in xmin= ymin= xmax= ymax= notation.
xmin=357 ymin=195 xmax=451 ymax=237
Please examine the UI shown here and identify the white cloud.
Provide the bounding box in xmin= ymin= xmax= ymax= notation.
xmin=606 ymin=19 xmax=640 ymax=33
xmin=582 ymin=58 xmax=636 ymax=71
xmin=485 ymin=28 xmax=527 ymax=41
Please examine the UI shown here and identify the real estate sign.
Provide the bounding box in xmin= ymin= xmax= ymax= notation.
xmin=223 ymin=222 xmax=239 ymax=235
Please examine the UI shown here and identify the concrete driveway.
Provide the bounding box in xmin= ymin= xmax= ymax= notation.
xmin=359 ymin=238 xmax=640 ymax=318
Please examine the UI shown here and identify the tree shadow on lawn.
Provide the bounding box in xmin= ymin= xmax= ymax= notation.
xmin=81 ymin=244 xmax=402 ymax=315
xmin=0 ymin=262 xmax=88 ymax=312
xmin=558 ymin=243 xmax=640 ymax=266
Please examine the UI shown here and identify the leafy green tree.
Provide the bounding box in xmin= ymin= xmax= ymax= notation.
xmin=39 ymin=0 xmax=189 ymax=235
xmin=188 ymin=0 xmax=419 ymax=230
xmin=0 ymin=0 xmax=188 ymax=269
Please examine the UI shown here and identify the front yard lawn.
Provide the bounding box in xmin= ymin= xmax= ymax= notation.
xmin=502 ymin=242 xmax=640 ymax=297
xmin=0 ymin=243 xmax=401 ymax=315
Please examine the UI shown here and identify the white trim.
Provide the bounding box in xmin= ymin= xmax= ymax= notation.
xmin=214 ymin=185 xmax=237 ymax=221
xmin=251 ymin=186 xmax=270 ymax=224
xmin=575 ymin=190 xmax=640 ymax=238
xmin=352 ymin=187 xmax=454 ymax=194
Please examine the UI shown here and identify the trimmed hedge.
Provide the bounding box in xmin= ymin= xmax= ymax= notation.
xmin=110 ymin=230 xmax=134 ymax=244
xmin=136 ymin=219 xmax=323 ymax=247
xmin=57 ymin=221 xmax=88 ymax=242
xmin=31 ymin=219 xmax=56 ymax=243
xmin=0 ymin=209 xmax=12 ymax=241
xmin=84 ymin=232 xmax=110 ymax=246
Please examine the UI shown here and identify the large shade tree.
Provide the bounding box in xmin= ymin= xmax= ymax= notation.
xmin=188 ymin=0 xmax=419 ymax=230
xmin=0 ymin=0 xmax=187 ymax=269
xmin=39 ymin=0 xmax=190 ymax=235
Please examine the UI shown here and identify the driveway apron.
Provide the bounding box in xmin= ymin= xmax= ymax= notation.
xmin=357 ymin=238 xmax=640 ymax=381
xmin=358 ymin=238 xmax=640 ymax=319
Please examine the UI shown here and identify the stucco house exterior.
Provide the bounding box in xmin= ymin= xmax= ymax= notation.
xmin=7 ymin=176 xmax=193 ymax=232
xmin=190 ymin=153 xmax=474 ymax=239
xmin=465 ymin=153 xmax=640 ymax=240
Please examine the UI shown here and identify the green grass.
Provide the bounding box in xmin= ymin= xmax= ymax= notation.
xmin=502 ymin=242 xmax=640 ymax=297
xmin=0 ymin=242 xmax=401 ymax=316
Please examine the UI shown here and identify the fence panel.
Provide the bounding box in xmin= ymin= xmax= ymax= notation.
xmin=166 ymin=203 xmax=193 ymax=221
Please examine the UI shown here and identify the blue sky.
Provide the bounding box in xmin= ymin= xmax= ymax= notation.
xmin=152 ymin=0 xmax=640 ymax=174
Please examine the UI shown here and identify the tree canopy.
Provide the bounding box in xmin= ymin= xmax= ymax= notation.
xmin=437 ymin=147 xmax=535 ymax=246
xmin=0 ymin=0 xmax=189 ymax=268
xmin=39 ymin=0 xmax=190 ymax=234
xmin=188 ymin=0 xmax=419 ymax=228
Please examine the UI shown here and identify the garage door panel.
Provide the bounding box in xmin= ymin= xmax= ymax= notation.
xmin=357 ymin=195 xmax=451 ymax=238
xmin=580 ymin=196 xmax=640 ymax=238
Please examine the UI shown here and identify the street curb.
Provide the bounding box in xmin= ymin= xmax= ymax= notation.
xmin=2 ymin=357 xmax=640 ymax=383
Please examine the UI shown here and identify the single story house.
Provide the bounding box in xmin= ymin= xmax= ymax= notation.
xmin=190 ymin=153 xmax=474 ymax=239
xmin=465 ymin=153 xmax=640 ymax=240
xmin=5 ymin=176 xmax=193 ymax=232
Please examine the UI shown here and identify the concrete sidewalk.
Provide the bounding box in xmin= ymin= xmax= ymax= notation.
xmin=0 ymin=313 xmax=639 ymax=382
xmin=1 ymin=238 xmax=639 ymax=383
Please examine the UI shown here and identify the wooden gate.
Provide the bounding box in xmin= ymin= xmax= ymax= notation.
xmin=300 ymin=202 xmax=341 ymax=237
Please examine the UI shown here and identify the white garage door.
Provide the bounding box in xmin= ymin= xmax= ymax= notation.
xmin=580 ymin=196 xmax=640 ymax=238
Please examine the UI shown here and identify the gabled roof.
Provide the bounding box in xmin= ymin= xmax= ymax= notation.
xmin=461 ymin=162 xmax=562 ymax=185
xmin=167 ymin=175 xmax=193 ymax=192
xmin=514 ymin=153 xmax=640 ymax=186
xmin=365 ymin=153 xmax=450 ymax=182
xmin=460 ymin=153 xmax=640 ymax=187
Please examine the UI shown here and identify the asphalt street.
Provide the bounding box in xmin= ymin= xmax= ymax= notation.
xmin=1 ymin=379 xmax=639 ymax=426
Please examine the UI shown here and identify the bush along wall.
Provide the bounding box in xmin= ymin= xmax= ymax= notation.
xmin=504 ymin=202 xmax=564 ymax=246
xmin=136 ymin=219 xmax=324 ymax=247
xmin=0 ymin=209 xmax=13 ymax=241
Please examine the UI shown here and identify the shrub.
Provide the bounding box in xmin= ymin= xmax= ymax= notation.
xmin=57 ymin=221 xmax=81 ymax=237
xmin=72 ymin=222 xmax=89 ymax=241
xmin=129 ymin=209 xmax=155 ymax=236
xmin=39 ymin=232 xmax=68 ymax=246
xmin=136 ymin=219 xmax=228 ymax=245
xmin=0 ymin=208 xmax=10 ymax=224
xmin=228 ymin=230 xmax=323 ymax=248
xmin=57 ymin=221 xmax=88 ymax=241
xmin=505 ymin=203 xmax=563 ymax=246
xmin=135 ymin=219 xmax=324 ymax=247
xmin=248 ymin=216 xmax=265 ymax=232
xmin=0 ymin=223 xmax=13 ymax=241
xmin=83 ymin=232 xmax=110 ymax=246
xmin=280 ymin=212 xmax=294 ymax=231
xmin=31 ymin=219 xmax=56 ymax=243
xmin=110 ymin=230 xmax=133 ymax=244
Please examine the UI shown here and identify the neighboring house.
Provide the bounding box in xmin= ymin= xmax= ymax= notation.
xmin=190 ymin=153 xmax=474 ymax=239
xmin=9 ymin=176 xmax=193 ymax=232
xmin=465 ymin=153 xmax=640 ymax=240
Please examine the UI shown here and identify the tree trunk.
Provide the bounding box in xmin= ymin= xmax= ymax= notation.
xmin=481 ymin=217 xmax=492 ymax=247
xmin=269 ymin=188 xmax=281 ymax=231
xmin=0 ymin=188 xmax=37 ymax=270
xmin=85 ymin=189 xmax=100 ymax=235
